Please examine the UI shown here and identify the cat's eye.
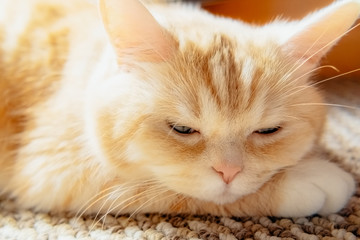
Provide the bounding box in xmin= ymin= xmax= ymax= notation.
xmin=255 ymin=126 xmax=281 ymax=135
xmin=170 ymin=125 xmax=196 ymax=134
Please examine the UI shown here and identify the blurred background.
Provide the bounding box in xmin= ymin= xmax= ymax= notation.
xmin=195 ymin=0 xmax=360 ymax=78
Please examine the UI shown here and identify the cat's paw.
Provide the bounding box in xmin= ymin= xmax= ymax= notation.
xmin=275 ymin=160 xmax=355 ymax=217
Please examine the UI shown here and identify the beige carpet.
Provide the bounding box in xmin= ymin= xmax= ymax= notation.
xmin=0 ymin=78 xmax=359 ymax=239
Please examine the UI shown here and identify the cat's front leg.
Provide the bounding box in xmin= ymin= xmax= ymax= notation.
xmin=272 ymin=157 xmax=355 ymax=217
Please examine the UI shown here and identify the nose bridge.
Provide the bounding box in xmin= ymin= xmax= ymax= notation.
xmin=210 ymin=138 xmax=244 ymax=184
xmin=208 ymin=131 xmax=244 ymax=160
xmin=223 ymin=140 xmax=243 ymax=163
xmin=213 ymin=134 xmax=243 ymax=161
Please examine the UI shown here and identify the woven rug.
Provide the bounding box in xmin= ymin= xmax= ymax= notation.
xmin=0 ymin=78 xmax=359 ymax=239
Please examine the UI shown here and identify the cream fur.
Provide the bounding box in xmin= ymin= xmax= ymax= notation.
xmin=0 ymin=0 xmax=358 ymax=217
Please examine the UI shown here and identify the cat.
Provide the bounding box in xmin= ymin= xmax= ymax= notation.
xmin=0 ymin=0 xmax=359 ymax=218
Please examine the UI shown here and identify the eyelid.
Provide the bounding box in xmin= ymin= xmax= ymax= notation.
xmin=167 ymin=121 xmax=199 ymax=135
xmin=172 ymin=125 xmax=195 ymax=134
xmin=254 ymin=126 xmax=281 ymax=135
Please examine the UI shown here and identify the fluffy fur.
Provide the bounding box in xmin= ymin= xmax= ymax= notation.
xmin=0 ymin=0 xmax=359 ymax=217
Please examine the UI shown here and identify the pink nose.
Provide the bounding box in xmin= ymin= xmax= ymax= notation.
xmin=212 ymin=164 xmax=242 ymax=184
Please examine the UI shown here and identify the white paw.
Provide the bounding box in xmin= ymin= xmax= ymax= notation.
xmin=275 ymin=160 xmax=355 ymax=217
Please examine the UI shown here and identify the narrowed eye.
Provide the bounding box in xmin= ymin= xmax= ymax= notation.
xmin=255 ymin=126 xmax=281 ymax=135
xmin=170 ymin=125 xmax=196 ymax=134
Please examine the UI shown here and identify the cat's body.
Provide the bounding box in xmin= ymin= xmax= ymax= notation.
xmin=0 ymin=0 xmax=358 ymax=217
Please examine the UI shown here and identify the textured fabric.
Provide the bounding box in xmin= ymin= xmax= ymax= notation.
xmin=0 ymin=78 xmax=359 ymax=239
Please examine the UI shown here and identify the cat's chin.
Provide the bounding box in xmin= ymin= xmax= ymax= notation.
xmin=175 ymin=177 xmax=262 ymax=206
xmin=194 ymin=188 xmax=244 ymax=205
xmin=210 ymin=194 xmax=241 ymax=205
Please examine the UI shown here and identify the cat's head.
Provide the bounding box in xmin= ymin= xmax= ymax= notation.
xmin=90 ymin=0 xmax=360 ymax=204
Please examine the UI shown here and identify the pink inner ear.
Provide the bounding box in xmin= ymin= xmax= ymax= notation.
xmin=99 ymin=0 xmax=176 ymax=63
xmin=284 ymin=1 xmax=360 ymax=65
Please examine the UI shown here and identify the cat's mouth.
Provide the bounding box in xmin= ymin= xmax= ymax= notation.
xmin=191 ymin=176 xmax=264 ymax=205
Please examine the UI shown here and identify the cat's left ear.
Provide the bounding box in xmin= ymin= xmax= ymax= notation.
xmin=282 ymin=0 xmax=360 ymax=66
xmin=99 ymin=0 xmax=177 ymax=64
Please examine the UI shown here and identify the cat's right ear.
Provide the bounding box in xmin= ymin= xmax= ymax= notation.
xmin=281 ymin=0 xmax=360 ymax=67
xmin=99 ymin=0 xmax=177 ymax=64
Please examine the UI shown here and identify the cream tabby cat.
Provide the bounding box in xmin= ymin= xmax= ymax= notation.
xmin=0 ymin=0 xmax=359 ymax=218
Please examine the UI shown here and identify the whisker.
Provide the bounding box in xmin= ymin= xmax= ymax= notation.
xmin=84 ymin=179 xmax=159 ymax=230
xmin=277 ymin=65 xmax=339 ymax=97
xmin=283 ymin=22 xmax=360 ymax=84
xmin=78 ymin=178 xmax=160 ymax=218
xmin=165 ymin=116 xmax=188 ymax=140
xmin=90 ymin=183 xmax=164 ymax=230
xmin=104 ymin=179 xmax=162 ymax=219
xmin=97 ymin=186 xmax=165 ymax=229
xmin=278 ymin=23 xmax=330 ymax=85
xmin=100 ymin=185 xmax=166 ymax=229
xmin=288 ymin=68 xmax=360 ymax=97
xmin=284 ymin=115 xmax=302 ymax=121
xmin=75 ymin=184 xmax=121 ymax=221
xmin=289 ymin=65 xmax=339 ymax=85
xmin=113 ymin=185 xmax=165 ymax=216
xmin=127 ymin=189 xmax=178 ymax=219
xmin=90 ymin=182 xmax=143 ymax=228
xmin=291 ymin=102 xmax=360 ymax=110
